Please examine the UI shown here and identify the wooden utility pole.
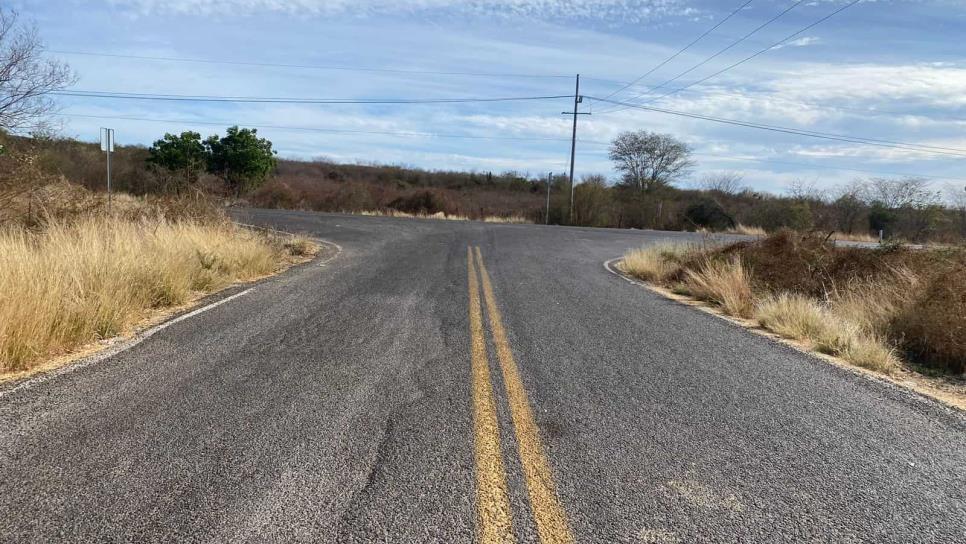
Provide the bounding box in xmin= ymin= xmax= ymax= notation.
xmin=562 ymin=75 xmax=590 ymax=225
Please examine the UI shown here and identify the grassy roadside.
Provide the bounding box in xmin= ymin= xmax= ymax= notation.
xmin=0 ymin=189 xmax=317 ymax=377
xmin=620 ymin=232 xmax=965 ymax=405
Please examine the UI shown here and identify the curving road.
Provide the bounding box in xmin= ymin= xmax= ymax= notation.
xmin=1 ymin=209 xmax=963 ymax=543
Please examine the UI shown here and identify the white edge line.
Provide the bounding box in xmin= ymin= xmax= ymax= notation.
xmin=0 ymin=287 xmax=255 ymax=401
xmin=233 ymin=221 xmax=343 ymax=267
xmin=316 ymin=239 xmax=343 ymax=267
xmin=604 ymin=257 xmax=645 ymax=287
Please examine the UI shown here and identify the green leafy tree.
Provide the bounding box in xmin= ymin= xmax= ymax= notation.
xmin=205 ymin=126 xmax=277 ymax=196
xmin=684 ymin=198 xmax=735 ymax=231
xmin=868 ymin=201 xmax=897 ymax=235
xmin=146 ymin=131 xmax=208 ymax=191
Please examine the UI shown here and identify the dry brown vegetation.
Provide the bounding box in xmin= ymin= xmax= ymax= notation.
xmin=1 ymin=156 xmax=316 ymax=374
xmin=622 ymin=231 xmax=966 ymax=378
xmin=357 ymin=209 xmax=530 ymax=223
xmin=4 ymin=134 xmax=965 ymax=242
xmin=246 ymin=159 xmax=546 ymax=221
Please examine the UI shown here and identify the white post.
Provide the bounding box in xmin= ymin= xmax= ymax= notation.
xmin=101 ymin=128 xmax=114 ymax=211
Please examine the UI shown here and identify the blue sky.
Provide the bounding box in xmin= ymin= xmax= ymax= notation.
xmin=15 ymin=0 xmax=966 ymax=197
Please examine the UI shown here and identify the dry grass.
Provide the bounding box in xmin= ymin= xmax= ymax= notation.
xmin=755 ymin=294 xmax=899 ymax=373
xmin=619 ymin=234 xmax=916 ymax=375
xmin=827 ymin=268 xmax=918 ymax=337
xmin=729 ymin=223 xmax=767 ymax=237
xmin=830 ymin=231 xmax=879 ymax=243
xmin=0 ymin=216 xmax=306 ymax=372
xmin=683 ymin=257 xmax=755 ymax=318
xmin=356 ymin=209 xmax=531 ymax=223
xmin=621 ymin=243 xmax=692 ymax=282
xmin=483 ymin=215 xmax=530 ymax=224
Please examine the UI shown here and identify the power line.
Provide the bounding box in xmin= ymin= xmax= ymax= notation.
xmin=688 ymin=151 xmax=966 ymax=183
xmin=632 ymin=86 xmax=966 ymax=124
xmin=48 ymin=49 xmax=577 ymax=80
xmin=588 ymin=96 xmax=966 ymax=158
xmin=655 ymin=0 xmax=862 ymax=102
xmin=56 ymin=112 xmax=966 ymax=183
xmin=55 ymin=112 xmax=574 ymax=143
xmin=600 ymin=0 xmax=755 ymax=101
xmin=605 ymin=0 xmax=861 ymax=114
xmin=52 ymin=90 xmax=572 ymax=105
xmin=48 ymin=49 xmax=636 ymax=89
xmin=573 ymin=139 xmax=966 ymax=183
xmin=598 ymin=0 xmax=805 ymax=113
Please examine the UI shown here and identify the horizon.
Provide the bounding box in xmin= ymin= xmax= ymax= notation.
xmin=16 ymin=0 xmax=966 ymax=199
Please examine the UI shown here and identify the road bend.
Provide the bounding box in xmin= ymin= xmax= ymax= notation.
xmin=0 ymin=209 xmax=963 ymax=543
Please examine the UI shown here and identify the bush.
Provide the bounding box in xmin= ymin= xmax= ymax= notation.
xmin=388 ymin=190 xmax=449 ymax=215
xmin=891 ymin=267 xmax=966 ymax=374
xmin=684 ymin=198 xmax=735 ymax=231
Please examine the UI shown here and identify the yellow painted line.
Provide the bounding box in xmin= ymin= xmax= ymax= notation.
xmin=474 ymin=247 xmax=575 ymax=544
xmin=467 ymin=246 xmax=515 ymax=544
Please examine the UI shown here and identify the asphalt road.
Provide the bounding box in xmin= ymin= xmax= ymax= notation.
xmin=1 ymin=209 xmax=963 ymax=543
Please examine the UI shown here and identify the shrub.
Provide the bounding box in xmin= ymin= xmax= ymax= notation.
xmin=684 ymin=198 xmax=735 ymax=231
xmin=388 ymin=189 xmax=449 ymax=215
xmin=891 ymin=267 xmax=966 ymax=374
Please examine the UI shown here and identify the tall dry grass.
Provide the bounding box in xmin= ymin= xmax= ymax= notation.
xmin=755 ymin=294 xmax=898 ymax=373
xmin=730 ymin=224 xmax=767 ymax=237
xmin=621 ymin=243 xmax=692 ymax=282
xmin=683 ymin=258 xmax=755 ymax=318
xmin=830 ymin=231 xmax=879 ymax=243
xmin=0 ymin=216 xmax=289 ymax=372
xmin=619 ymin=237 xmax=905 ymax=374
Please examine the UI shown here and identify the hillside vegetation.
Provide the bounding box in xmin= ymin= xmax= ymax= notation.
xmin=4 ymin=133 xmax=966 ymax=242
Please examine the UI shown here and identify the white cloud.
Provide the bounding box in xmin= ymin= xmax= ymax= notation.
xmin=771 ymin=36 xmax=821 ymax=50
xmin=105 ymin=0 xmax=696 ymax=22
xmin=763 ymin=63 xmax=966 ymax=109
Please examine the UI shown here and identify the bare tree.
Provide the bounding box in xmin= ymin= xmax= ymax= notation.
xmin=786 ymin=178 xmax=825 ymax=202
xmin=831 ymin=179 xmax=868 ymax=234
xmin=698 ymin=171 xmax=744 ymax=195
xmin=864 ymin=176 xmax=938 ymax=208
xmin=943 ymin=183 xmax=966 ymax=209
xmin=0 ymin=9 xmax=74 ymax=132
xmin=608 ymin=130 xmax=694 ymax=192
xmin=944 ymin=183 xmax=966 ymax=236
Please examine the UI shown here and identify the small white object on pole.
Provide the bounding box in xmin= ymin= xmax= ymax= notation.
xmin=100 ymin=128 xmax=114 ymax=209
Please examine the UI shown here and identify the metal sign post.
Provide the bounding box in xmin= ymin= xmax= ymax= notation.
xmin=545 ymin=171 xmax=552 ymax=225
xmin=100 ymin=128 xmax=115 ymax=210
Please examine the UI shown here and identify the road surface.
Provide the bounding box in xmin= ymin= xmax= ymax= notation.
xmin=1 ymin=209 xmax=963 ymax=543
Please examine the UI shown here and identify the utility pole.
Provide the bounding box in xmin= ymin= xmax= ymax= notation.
xmin=562 ymin=75 xmax=590 ymax=225
xmin=545 ymin=171 xmax=552 ymax=225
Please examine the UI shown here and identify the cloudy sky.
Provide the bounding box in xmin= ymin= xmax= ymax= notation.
xmin=15 ymin=0 xmax=966 ymax=195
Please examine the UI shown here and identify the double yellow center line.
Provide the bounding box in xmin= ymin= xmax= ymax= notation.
xmin=467 ymin=246 xmax=574 ymax=544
